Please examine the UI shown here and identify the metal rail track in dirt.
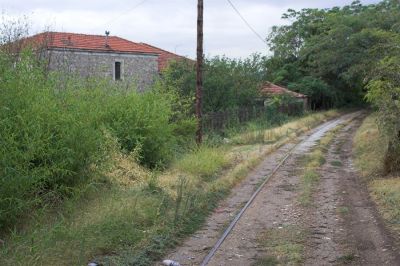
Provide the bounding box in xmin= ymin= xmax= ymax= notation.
xmin=200 ymin=114 xmax=357 ymax=266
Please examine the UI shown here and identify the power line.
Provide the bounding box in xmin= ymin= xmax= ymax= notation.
xmin=226 ymin=0 xmax=266 ymax=44
xmin=103 ymin=0 xmax=150 ymax=27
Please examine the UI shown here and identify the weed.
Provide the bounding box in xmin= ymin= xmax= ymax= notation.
xmin=354 ymin=114 xmax=400 ymax=236
xmin=231 ymin=110 xmax=341 ymax=145
xmin=370 ymin=179 xmax=400 ymax=227
xmin=353 ymin=115 xmax=386 ymax=178
xmin=253 ymin=256 xmax=279 ymax=266
xmin=173 ymin=146 xmax=229 ymax=179
xmin=337 ymin=206 xmax=350 ymax=214
xmin=256 ymin=226 xmax=306 ymax=265
xmin=0 ymin=109 xmax=343 ymax=265
xmin=331 ymin=160 xmax=343 ymax=167
xmin=336 ymin=253 xmax=356 ymax=264
xmin=299 ymin=169 xmax=320 ymax=206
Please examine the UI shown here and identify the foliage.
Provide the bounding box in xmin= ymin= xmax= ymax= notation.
xmin=0 ymin=49 xmax=193 ymax=231
xmin=288 ymin=76 xmax=336 ymax=110
xmin=370 ymin=179 xmax=400 ymax=228
xmin=353 ymin=115 xmax=387 ymax=178
xmin=173 ymin=146 xmax=229 ymax=179
xmin=0 ymin=109 xmax=340 ymax=265
xmin=354 ymin=114 xmax=400 ymax=237
xmin=0 ymin=51 xmax=105 ymax=230
xmin=265 ymin=94 xmax=305 ymax=116
xmin=365 ymin=56 xmax=400 ymax=172
xmin=266 ymin=0 xmax=400 ymax=109
xmin=160 ymin=54 xmax=267 ymax=112
xmin=256 ymin=225 xmax=306 ymax=265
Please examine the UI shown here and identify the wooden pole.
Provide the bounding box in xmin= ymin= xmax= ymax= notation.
xmin=196 ymin=0 xmax=204 ymax=144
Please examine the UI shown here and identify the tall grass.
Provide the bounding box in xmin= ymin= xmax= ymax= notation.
xmin=0 ymin=106 xmax=341 ymax=265
xmin=231 ymin=110 xmax=340 ymax=145
xmin=354 ymin=114 xmax=400 ymax=235
xmin=0 ymin=49 xmax=343 ymax=265
xmin=0 ymin=50 xmax=195 ymax=232
xmin=173 ymin=146 xmax=229 ymax=179
xmin=353 ymin=114 xmax=387 ymax=178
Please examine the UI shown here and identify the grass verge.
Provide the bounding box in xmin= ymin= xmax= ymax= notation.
xmin=231 ymin=110 xmax=341 ymax=145
xmin=0 ymin=110 xmax=342 ymax=265
xmin=353 ymin=114 xmax=400 ymax=236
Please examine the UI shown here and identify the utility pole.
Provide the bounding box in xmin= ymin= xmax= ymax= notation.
xmin=196 ymin=0 xmax=204 ymax=144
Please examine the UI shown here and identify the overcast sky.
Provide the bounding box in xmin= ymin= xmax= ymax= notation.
xmin=1 ymin=0 xmax=381 ymax=59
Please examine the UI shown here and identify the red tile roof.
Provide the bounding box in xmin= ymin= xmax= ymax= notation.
xmin=260 ymin=82 xmax=307 ymax=98
xmin=24 ymin=32 xmax=186 ymax=71
xmin=28 ymin=32 xmax=158 ymax=54
xmin=140 ymin=42 xmax=188 ymax=71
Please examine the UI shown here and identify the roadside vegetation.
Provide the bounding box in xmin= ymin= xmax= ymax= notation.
xmin=266 ymin=0 xmax=400 ymax=110
xmin=0 ymin=19 xmax=342 ymax=265
xmin=354 ymin=115 xmax=400 ymax=237
xmin=2 ymin=0 xmax=400 ymax=264
xmin=0 ymin=91 xmax=339 ymax=265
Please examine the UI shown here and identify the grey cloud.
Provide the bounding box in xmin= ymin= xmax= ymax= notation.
xmin=0 ymin=0 xmax=382 ymax=58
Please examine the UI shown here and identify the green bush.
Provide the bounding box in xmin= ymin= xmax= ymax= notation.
xmin=159 ymin=55 xmax=266 ymax=113
xmin=0 ymin=50 xmax=194 ymax=231
xmin=0 ymin=51 xmax=106 ymax=230
xmin=366 ymin=56 xmax=400 ymax=173
xmin=103 ymin=90 xmax=178 ymax=168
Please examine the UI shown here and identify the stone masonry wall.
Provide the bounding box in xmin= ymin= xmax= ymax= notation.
xmin=47 ymin=49 xmax=159 ymax=91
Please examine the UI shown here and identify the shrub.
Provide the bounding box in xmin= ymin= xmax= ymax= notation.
xmin=108 ymin=90 xmax=188 ymax=167
xmin=0 ymin=51 xmax=106 ymax=230
xmin=0 ymin=50 xmax=194 ymax=231
xmin=366 ymin=56 xmax=400 ymax=173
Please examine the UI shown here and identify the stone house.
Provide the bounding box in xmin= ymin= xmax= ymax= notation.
xmin=26 ymin=32 xmax=185 ymax=91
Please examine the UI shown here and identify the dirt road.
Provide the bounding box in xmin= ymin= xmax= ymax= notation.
xmin=163 ymin=113 xmax=400 ymax=266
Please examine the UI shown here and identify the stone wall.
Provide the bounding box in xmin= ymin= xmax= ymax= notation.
xmin=47 ymin=49 xmax=159 ymax=91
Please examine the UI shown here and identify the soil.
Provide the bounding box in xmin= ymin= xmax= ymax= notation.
xmin=162 ymin=113 xmax=400 ymax=266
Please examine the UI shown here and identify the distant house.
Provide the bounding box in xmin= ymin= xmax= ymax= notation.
xmin=259 ymin=82 xmax=309 ymax=111
xmin=23 ymin=32 xmax=186 ymax=91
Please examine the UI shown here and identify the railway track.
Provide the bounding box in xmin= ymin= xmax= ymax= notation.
xmin=199 ymin=113 xmax=359 ymax=266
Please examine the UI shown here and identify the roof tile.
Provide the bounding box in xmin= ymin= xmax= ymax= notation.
xmin=260 ymin=82 xmax=307 ymax=98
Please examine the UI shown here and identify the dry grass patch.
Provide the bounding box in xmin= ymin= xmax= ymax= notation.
xmin=172 ymin=146 xmax=230 ymax=179
xmin=370 ymin=178 xmax=400 ymax=233
xmin=353 ymin=115 xmax=387 ymax=178
xmin=354 ymin=114 xmax=400 ymax=237
xmin=255 ymin=226 xmax=306 ymax=266
xmin=232 ymin=110 xmax=341 ymax=145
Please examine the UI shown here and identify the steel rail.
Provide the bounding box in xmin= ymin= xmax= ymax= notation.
xmin=200 ymin=118 xmax=344 ymax=266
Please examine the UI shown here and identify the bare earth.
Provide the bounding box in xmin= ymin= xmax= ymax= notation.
xmin=162 ymin=113 xmax=400 ymax=266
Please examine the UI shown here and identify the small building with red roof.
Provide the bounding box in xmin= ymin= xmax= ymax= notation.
xmin=24 ymin=31 xmax=186 ymax=91
xmin=259 ymin=82 xmax=309 ymax=111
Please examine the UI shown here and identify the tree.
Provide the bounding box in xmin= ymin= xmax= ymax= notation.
xmin=266 ymin=0 xmax=400 ymax=109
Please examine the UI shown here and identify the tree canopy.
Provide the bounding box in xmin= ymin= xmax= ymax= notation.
xmin=267 ymin=0 xmax=400 ymax=108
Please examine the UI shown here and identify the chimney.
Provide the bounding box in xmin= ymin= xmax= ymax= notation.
xmin=105 ymin=30 xmax=110 ymax=48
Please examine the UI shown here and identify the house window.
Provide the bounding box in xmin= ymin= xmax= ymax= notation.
xmin=114 ymin=61 xmax=121 ymax=80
